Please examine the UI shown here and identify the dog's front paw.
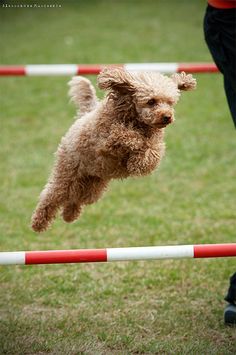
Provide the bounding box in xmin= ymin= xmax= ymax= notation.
xmin=127 ymin=149 xmax=162 ymax=176
xmin=127 ymin=155 xmax=154 ymax=177
xmin=62 ymin=203 xmax=82 ymax=223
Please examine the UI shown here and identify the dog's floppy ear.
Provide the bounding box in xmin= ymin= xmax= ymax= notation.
xmin=97 ymin=67 xmax=136 ymax=93
xmin=171 ymin=72 xmax=197 ymax=91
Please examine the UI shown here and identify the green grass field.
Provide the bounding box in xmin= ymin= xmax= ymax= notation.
xmin=0 ymin=0 xmax=235 ymax=353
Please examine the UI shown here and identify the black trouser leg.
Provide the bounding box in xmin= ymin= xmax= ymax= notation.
xmin=225 ymin=272 xmax=236 ymax=305
xmin=204 ymin=5 xmax=236 ymax=127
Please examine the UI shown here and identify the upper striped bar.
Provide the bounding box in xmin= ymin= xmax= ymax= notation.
xmin=0 ymin=63 xmax=219 ymax=76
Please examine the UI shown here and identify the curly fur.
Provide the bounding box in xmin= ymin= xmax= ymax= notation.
xmin=31 ymin=68 xmax=196 ymax=232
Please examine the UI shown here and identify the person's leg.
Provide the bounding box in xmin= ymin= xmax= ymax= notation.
xmin=204 ymin=5 xmax=226 ymax=73
xmin=224 ymin=272 xmax=236 ymax=325
xmin=219 ymin=8 xmax=236 ymax=126
xmin=225 ymin=272 xmax=236 ymax=305
xmin=204 ymin=6 xmax=236 ymax=127
xmin=223 ymin=77 xmax=236 ymax=127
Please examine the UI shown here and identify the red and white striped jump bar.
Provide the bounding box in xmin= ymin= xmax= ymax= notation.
xmin=0 ymin=63 xmax=219 ymax=76
xmin=0 ymin=243 xmax=235 ymax=265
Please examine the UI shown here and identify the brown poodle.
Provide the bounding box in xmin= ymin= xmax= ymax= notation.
xmin=31 ymin=68 xmax=196 ymax=232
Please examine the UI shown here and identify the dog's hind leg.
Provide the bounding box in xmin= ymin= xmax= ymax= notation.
xmin=31 ymin=181 xmax=66 ymax=232
xmin=68 ymin=76 xmax=98 ymax=117
xmin=31 ymin=151 xmax=77 ymax=232
xmin=62 ymin=203 xmax=82 ymax=223
xmin=80 ymin=176 xmax=109 ymax=205
xmin=62 ymin=176 xmax=109 ymax=223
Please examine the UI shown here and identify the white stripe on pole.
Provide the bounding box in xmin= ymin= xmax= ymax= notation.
xmin=26 ymin=64 xmax=78 ymax=76
xmin=107 ymin=245 xmax=194 ymax=261
xmin=0 ymin=252 xmax=25 ymax=265
xmin=124 ymin=63 xmax=178 ymax=73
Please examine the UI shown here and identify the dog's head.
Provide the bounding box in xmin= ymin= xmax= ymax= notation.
xmin=98 ymin=68 xmax=196 ymax=128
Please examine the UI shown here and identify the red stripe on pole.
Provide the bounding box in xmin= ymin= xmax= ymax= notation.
xmin=25 ymin=249 xmax=107 ymax=264
xmin=77 ymin=64 xmax=124 ymax=75
xmin=77 ymin=65 xmax=103 ymax=75
xmin=0 ymin=66 xmax=26 ymax=76
xmin=178 ymin=63 xmax=219 ymax=73
xmin=194 ymin=243 xmax=236 ymax=258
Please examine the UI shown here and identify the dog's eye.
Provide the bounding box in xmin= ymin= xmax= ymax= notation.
xmin=147 ymin=98 xmax=156 ymax=106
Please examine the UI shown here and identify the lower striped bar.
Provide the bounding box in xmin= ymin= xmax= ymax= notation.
xmin=0 ymin=244 xmax=235 ymax=265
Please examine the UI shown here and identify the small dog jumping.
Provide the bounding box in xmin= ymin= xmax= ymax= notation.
xmin=31 ymin=68 xmax=196 ymax=232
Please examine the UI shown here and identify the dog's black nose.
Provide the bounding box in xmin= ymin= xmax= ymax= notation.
xmin=162 ymin=116 xmax=172 ymax=124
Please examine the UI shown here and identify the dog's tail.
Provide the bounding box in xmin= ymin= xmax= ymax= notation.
xmin=68 ymin=76 xmax=98 ymax=117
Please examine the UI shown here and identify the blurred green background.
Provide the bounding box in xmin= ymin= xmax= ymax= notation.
xmin=0 ymin=1 xmax=235 ymax=353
